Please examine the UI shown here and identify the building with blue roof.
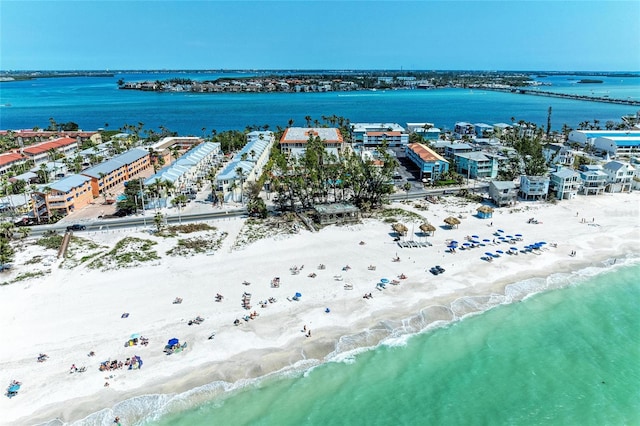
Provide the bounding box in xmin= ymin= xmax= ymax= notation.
xmin=568 ymin=130 xmax=640 ymax=157
xmin=81 ymin=148 xmax=150 ymax=197
xmin=550 ymin=167 xmax=580 ymax=200
xmin=33 ymin=174 xmax=93 ymax=219
xmin=216 ymin=132 xmax=274 ymax=202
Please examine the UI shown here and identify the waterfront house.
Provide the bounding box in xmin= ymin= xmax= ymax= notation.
xmin=279 ymin=127 xmax=344 ymax=158
xmin=81 ymin=148 xmax=150 ymax=197
xmin=518 ymin=175 xmax=549 ymax=201
xmin=578 ymin=165 xmax=607 ymax=195
xmin=549 ymin=167 xmax=580 ymax=200
xmin=406 ymin=123 xmax=441 ymax=141
xmin=543 ymin=143 xmax=575 ymax=167
xmin=492 ymin=123 xmax=512 ymax=138
xmin=474 ymin=123 xmax=494 ymax=139
xmin=405 ymin=143 xmax=449 ymax=183
xmin=488 ymin=181 xmax=517 ymax=206
xmin=453 ymin=122 xmax=475 ymax=139
xmin=603 ymin=160 xmax=635 ymax=193
xmin=454 ymin=151 xmax=498 ymax=179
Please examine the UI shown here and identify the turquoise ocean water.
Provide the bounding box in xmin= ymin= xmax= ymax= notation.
xmin=77 ymin=259 xmax=639 ymax=426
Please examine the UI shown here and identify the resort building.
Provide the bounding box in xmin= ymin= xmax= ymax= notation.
xmin=549 ymin=167 xmax=581 ymax=200
xmin=279 ymin=127 xmax=344 ymax=158
xmin=147 ymin=136 xmax=204 ymax=164
xmin=454 ymin=151 xmax=498 ymax=179
xmin=405 ymin=143 xmax=449 ymax=183
xmin=0 ymin=153 xmax=27 ymax=175
xmin=21 ymin=137 xmax=78 ymax=166
xmin=81 ymin=148 xmax=151 ymax=197
xmin=603 ymin=160 xmax=635 ymax=193
xmin=216 ymin=132 xmax=274 ymax=203
xmin=350 ymin=123 xmax=408 ymax=147
xmin=488 ymin=181 xmax=518 ymax=207
xmin=578 ymin=165 xmax=608 ymax=195
xmin=32 ymin=174 xmax=93 ymax=220
xmin=0 ymin=130 xmax=101 ymax=146
xmin=518 ymin=175 xmax=550 ymax=201
xmin=145 ymin=142 xmax=222 ymax=195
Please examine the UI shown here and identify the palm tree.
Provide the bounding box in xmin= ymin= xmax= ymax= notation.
xmin=235 ymin=167 xmax=246 ymax=203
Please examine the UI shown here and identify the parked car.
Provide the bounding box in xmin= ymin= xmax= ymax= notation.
xmin=66 ymin=224 xmax=86 ymax=231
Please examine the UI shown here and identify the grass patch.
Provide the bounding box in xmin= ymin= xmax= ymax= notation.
xmin=166 ymin=231 xmax=227 ymax=256
xmin=233 ymin=217 xmax=300 ymax=250
xmin=166 ymin=223 xmax=215 ymax=235
xmin=1 ymin=270 xmax=48 ymax=285
xmin=89 ymin=237 xmax=160 ymax=270
xmin=37 ymin=234 xmax=63 ymax=250
xmin=61 ymin=236 xmax=108 ymax=269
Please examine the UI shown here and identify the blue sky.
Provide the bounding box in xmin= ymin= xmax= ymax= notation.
xmin=1 ymin=0 xmax=639 ymax=71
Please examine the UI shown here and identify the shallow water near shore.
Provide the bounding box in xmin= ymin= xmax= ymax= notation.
xmin=75 ymin=260 xmax=640 ymax=426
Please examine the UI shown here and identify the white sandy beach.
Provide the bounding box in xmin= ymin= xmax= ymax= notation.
xmin=1 ymin=193 xmax=639 ymax=425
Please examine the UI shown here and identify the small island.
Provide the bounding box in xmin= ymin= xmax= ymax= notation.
xmin=577 ymin=79 xmax=604 ymax=84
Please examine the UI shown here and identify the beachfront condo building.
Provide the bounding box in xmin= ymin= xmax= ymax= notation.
xmin=568 ymin=130 xmax=640 ymax=158
xmin=405 ymin=143 xmax=449 ymax=183
xmin=81 ymin=148 xmax=151 ymax=197
xmin=0 ymin=130 xmax=101 ymax=147
xmin=406 ymin=123 xmax=441 ymax=141
xmin=32 ymin=174 xmax=93 ymax=220
xmin=454 ymin=151 xmax=498 ymax=179
xmin=351 ymin=123 xmax=408 ymax=147
xmin=279 ymin=127 xmax=344 ymax=158
xmin=0 ymin=153 xmax=27 ymax=175
xmin=217 ymin=132 xmax=274 ymax=203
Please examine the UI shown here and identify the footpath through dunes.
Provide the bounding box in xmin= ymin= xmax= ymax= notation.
xmin=1 ymin=192 xmax=639 ymax=425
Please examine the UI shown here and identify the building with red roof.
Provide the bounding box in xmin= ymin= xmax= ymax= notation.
xmin=21 ymin=137 xmax=78 ymax=165
xmin=406 ymin=143 xmax=449 ymax=183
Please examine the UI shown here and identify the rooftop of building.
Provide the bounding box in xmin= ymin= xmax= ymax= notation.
xmin=280 ymin=127 xmax=343 ymax=143
xmin=407 ymin=143 xmax=448 ymax=163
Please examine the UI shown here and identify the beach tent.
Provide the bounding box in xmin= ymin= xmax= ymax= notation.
xmin=476 ymin=205 xmax=494 ymax=219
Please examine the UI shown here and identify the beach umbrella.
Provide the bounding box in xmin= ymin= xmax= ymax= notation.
xmin=380 ymin=278 xmax=389 ymax=284
xmin=515 ymin=234 xmax=523 ymax=237
xmin=130 ymin=333 xmax=141 ymax=339
xmin=444 ymin=217 xmax=461 ymax=228
xmin=496 ymin=250 xmax=504 ymax=254
xmin=419 ymin=223 xmax=436 ymax=235
xmin=463 ymin=242 xmax=471 ymax=246
xmin=472 ymin=235 xmax=479 ymax=239
xmin=451 ymin=240 xmax=459 ymax=244
xmin=498 ymin=236 xmax=506 ymax=240
xmin=392 ymin=223 xmax=408 ymax=236
xmin=497 ymin=229 xmax=504 ymax=233
xmin=483 ymin=239 xmax=490 ymax=242
xmin=168 ymin=338 xmax=179 ymax=346
xmin=538 ymin=241 xmax=547 ymax=245
xmin=295 ymin=292 xmax=302 ymax=298
xmin=485 ymin=252 xmax=493 ymax=256
xmin=506 ymin=235 xmax=513 ymax=239
xmin=511 ymin=247 xmax=518 ymax=251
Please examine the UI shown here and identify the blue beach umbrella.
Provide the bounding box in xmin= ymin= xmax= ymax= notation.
xmin=496 ymin=250 xmax=504 ymax=254
xmin=483 ymin=239 xmax=491 ymax=242
xmin=463 ymin=242 xmax=471 ymax=246
xmin=380 ymin=278 xmax=389 ymax=284
xmin=295 ymin=292 xmax=302 ymax=298
xmin=497 ymin=229 xmax=504 ymax=233
xmin=511 ymin=247 xmax=518 ymax=251
xmin=485 ymin=252 xmax=493 ymax=256
xmin=472 ymin=235 xmax=479 ymax=239
xmin=515 ymin=234 xmax=523 ymax=237
xmin=538 ymin=241 xmax=547 ymax=245
xmin=498 ymin=236 xmax=506 ymax=240
xmin=168 ymin=338 xmax=179 ymax=346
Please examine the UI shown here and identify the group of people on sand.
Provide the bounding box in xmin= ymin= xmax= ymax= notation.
xmin=302 ymin=325 xmax=311 ymax=337
xmin=363 ymin=293 xmax=373 ymax=299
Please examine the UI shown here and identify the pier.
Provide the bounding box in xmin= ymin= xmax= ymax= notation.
xmin=479 ymin=87 xmax=640 ymax=106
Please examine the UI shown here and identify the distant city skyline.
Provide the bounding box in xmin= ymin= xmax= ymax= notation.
xmin=1 ymin=1 xmax=639 ymax=72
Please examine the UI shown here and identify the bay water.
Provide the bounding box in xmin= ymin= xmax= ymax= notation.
xmin=1 ymin=72 xmax=638 ymax=134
